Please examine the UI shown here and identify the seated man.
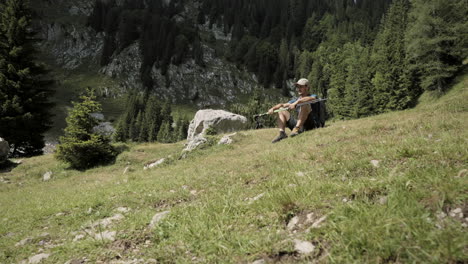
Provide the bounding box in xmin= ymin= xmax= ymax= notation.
xmin=268 ymin=78 xmax=317 ymax=143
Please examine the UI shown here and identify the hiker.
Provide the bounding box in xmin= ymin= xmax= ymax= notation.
xmin=268 ymin=78 xmax=317 ymax=143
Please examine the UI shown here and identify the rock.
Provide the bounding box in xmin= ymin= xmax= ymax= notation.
xmin=218 ymin=133 xmax=237 ymax=145
xmin=94 ymin=230 xmax=116 ymax=241
xmin=370 ymin=160 xmax=380 ymax=167
xmin=72 ymin=234 xmax=85 ymax=242
xmin=378 ymin=196 xmax=388 ymax=205
xmin=0 ymin=137 xmax=9 ymax=163
xmin=252 ymin=259 xmax=266 ymax=264
xmin=457 ymin=169 xmax=467 ymax=178
xmin=183 ymin=135 xmax=207 ymax=152
xmin=15 ymin=237 xmax=32 ymax=247
xmin=293 ymin=239 xmax=315 ymax=255
xmin=43 ymin=171 xmax=52 ymax=181
xmin=116 ymin=207 xmax=131 ymax=213
xmin=28 ymin=253 xmax=50 ymax=264
xmin=311 ymin=215 xmax=327 ymax=228
xmin=287 ymin=216 xmax=299 ymax=231
xmin=144 ymin=158 xmax=165 ymax=170
xmin=296 ymin=171 xmax=305 ymax=177
xmin=149 ymin=211 xmax=170 ymax=229
xmin=246 ymin=193 xmax=265 ymax=204
xmin=92 ymin=122 xmax=115 ymax=137
xmin=449 ymin=208 xmax=463 ymax=218
xmin=186 ymin=110 xmax=248 ymax=142
xmin=93 ymin=214 xmax=124 ymax=228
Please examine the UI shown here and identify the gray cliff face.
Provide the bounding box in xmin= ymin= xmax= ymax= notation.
xmin=35 ymin=0 xmax=261 ymax=107
xmin=35 ymin=0 xmax=103 ymax=69
xmin=100 ymin=42 xmax=257 ymax=107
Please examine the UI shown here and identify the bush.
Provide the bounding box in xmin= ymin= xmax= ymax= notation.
xmin=55 ymin=89 xmax=117 ymax=170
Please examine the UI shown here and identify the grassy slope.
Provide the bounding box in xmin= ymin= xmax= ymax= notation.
xmin=0 ymin=73 xmax=467 ymax=263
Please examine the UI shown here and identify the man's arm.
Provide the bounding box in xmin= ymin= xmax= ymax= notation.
xmin=268 ymin=103 xmax=290 ymax=115
xmin=289 ymin=95 xmax=317 ymax=109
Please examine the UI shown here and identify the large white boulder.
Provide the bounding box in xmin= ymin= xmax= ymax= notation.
xmin=0 ymin=138 xmax=9 ymax=163
xmin=186 ymin=110 xmax=248 ymax=141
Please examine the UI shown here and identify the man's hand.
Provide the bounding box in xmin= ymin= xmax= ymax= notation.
xmin=288 ymin=102 xmax=297 ymax=110
xmin=267 ymin=108 xmax=274 ymax=115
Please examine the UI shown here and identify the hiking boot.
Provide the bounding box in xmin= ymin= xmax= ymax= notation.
xmin=272 ymin=131 xmax=288 ymax=143
xmin=290 ymin=126 xmax=303 ymax=137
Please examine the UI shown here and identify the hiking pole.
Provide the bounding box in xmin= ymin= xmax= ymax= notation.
xmin=253 ymin=98 xmax=327 ymax=129
xmin=253 ymin=98 xmax=327 ymax=118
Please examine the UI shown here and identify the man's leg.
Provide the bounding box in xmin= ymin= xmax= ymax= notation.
xmin=272 ymin=111 xmax=290 ymax=143
xmin=277 ymin=110 xmax=290 ymax=131
xmin=290 ymin=105 xmax=311 ymax=137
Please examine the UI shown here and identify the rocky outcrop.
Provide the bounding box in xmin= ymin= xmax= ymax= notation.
xmin=101 ymin=42 xmax=258 ymax=107
xmin=186 ymin=110 xmax=248 ymax=142
xmin=183 ymin=110 xmax=247 ymax=152
xmin=35 ymin=0 xmax=102 ymax=69
xmin=0 ymin=138 xmax=9 ymax=163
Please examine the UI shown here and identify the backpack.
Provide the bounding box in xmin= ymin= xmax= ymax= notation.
xmin=309 ymin=99 xmax=327 ymax=129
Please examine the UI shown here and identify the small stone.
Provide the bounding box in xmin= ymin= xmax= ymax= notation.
xmin=247 ymin=193 xmax=265 ymax=204
xmin=73 ymin=234 xmax=85 ymax=242
xmin=93 ymin=214 xmax=124 ymax=228
xmin=287 ymin=184 xmax=297 ymax=188
xmin=370 ymin=160 xmax=380 ymax=168
xmin=43 ymin=171 xmax=52 ymax=181
xmin=123 ymin=166 xmax=130 ymax=174
xmin=294 ymin=239 xmax=315 ymax=255
xmin=116 ymin=207 xmax=131 ymax=213
xmin=86 ymin=208 xmax=93 ymax=214
xmin=169 ymin=190 xmax=176 ymax=193
xmin=378 ymin=196 xmax=388 ymax=205
xmin=144 ymin=158 xmax=165 ymax=170
xmin=190 ymin=190 xmax=197 ymax=195
xmin=436 ymin=212 xmax=447 ymax=219
xmin=28 ymin=253 xmax=50 ymax=264
xmin=94 ymin=230 xmax=116 ymax=241
xmin=457 ymin=169 xmax=467 ymax=178
xmin=287 ymin=216 xmax=299 ymax=231
xmin=311 ymin=215 xmax=327 ymax=228
xmin=450 ymin=208 xmax=463 ymax=218
xmin=305 ymin=213 xmax=315 ymax=224
xmin=149 ymin=211 xmax=170 ymax=229
xmin=15 ymin=237 xmax=32 ymax=247
xmin=252 ymin=259 xmax=265 ymax=264
xmin=56 ymin=212 xmax=65 ymax=217
xmin=342 ymin=198 xmax=348 ymax=203
xmin=296 ymin=171 xmax=305 ymax=177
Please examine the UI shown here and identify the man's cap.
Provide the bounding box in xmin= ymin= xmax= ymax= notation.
xmin=295 ymin=78 xmax=309 ymax=86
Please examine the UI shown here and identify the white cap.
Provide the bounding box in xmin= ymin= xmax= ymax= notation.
xmin=295 ymin=78 xmax=309 ymax=86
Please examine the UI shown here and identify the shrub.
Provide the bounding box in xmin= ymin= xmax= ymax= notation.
xmin=55 ymin=89 xmax=117 ymax=170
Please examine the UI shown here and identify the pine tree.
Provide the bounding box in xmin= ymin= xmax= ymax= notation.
xmin=0 ymin=0 xmax=54 ymax=156
xmin=371 ymin=0 xmax=414 ymax=113
xmin=55 ymin=89 xmax=116 ymax=170
xmin=406 ymin=0 xmax=468 ymax=92
xmin=157 ymin=121 xmax=171 ymax=143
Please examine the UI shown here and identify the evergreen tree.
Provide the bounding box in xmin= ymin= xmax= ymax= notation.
xmin=406 ymin=0 xmax=468 ymax=92
xmin=157 ymin=121 xmax=171 ymax=143
xmin=133 ymin=110 xmax=143 ymax=142
xmin=55 ymin=89 xmax=116 ymax=170
xmin=371 ymin=0 xmax=414 ymax=113
xmin=0 ymin=0 xmax=54 ymax=156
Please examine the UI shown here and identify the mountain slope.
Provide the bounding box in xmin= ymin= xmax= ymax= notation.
xmin=0 ymin=73 xmax=467 ymax=263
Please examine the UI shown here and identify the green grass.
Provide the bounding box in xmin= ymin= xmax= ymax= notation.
xmin=1 ymin=73 xmax=467 ymax=263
